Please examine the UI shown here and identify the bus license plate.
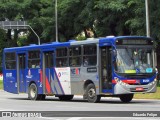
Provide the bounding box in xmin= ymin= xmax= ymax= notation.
xmin=136 ymin=87 xmax=144 ymax=91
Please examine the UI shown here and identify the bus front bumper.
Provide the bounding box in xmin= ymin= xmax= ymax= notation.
xmin=113 ymin=79 xmax=157 ymax=95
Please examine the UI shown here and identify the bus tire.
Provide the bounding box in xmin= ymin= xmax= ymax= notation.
xmin=28 ymin=83 xmax=40 ymax=100
xmin=58 ymin=95 xmax=74 ymax=101
xmin=86 ymin=83 xmax=100 ymax=103
xmin=119 ymin=94 xmax=134 ymax=103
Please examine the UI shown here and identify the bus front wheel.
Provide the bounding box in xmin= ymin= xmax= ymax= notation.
xmin=119 ymin=94 xmax=134 ymax=103
xmin=86 ymin=83 xmax=100 ymax=103
xmin=28 ymin=83 xmax=41 ymax=100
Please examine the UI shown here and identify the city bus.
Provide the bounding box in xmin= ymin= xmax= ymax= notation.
xmin=3 ymin=36 xmax=157 ymax=103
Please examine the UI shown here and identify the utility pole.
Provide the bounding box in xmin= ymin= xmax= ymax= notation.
xmin=55 ymin=0 xmax=58 ymax=42
xmin=145 ymin=0 xmax=157 ymax=68
xmin=145 ymin=0 xmax=150 ymax=37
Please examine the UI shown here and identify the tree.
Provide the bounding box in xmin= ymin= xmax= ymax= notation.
xmin=0 ymin=0 xmax=159 ymax=43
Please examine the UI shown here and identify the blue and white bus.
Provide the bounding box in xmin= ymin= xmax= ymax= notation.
xmin=3 ymin=36 xmax=157 ymax=103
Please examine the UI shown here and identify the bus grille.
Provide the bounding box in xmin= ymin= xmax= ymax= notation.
xmin=128 ymin=83 xmax=149 ymax=85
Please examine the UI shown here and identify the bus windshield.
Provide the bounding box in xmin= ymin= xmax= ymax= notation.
xmin=115 ymin=46 xmax=155 ymax=74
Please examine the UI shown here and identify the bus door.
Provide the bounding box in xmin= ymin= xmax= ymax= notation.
xmin=100 ymin=46 xmax=112 ymax=93
xmin=42 ymin=51 xmax=54 ymax=94
xmin=17 ymin=53 xmax=26 ymax=93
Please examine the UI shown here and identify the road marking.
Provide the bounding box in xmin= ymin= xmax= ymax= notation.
xmin=0 ymin=108 xmax=26 ymax=111
xmin=39 ymin=117 xmax=160 ymax=120
xmin=39 ymin=117 xmax=65 ymax=120
xmin=66 ymin=117 xmax=83 ymax=120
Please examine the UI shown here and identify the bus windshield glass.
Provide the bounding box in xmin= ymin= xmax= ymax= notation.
xmin=115 ymin=46 xmax=155 ymax=74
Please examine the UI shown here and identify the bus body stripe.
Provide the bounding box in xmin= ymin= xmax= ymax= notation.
xmin=54 ymin=86 xmax=58 ymax=94
xmin=112 ymin=79 xmax=137 ymax=84
xmin=40 ymin=70 xmax=42 ymax=83
xmin=54 ymin=68 xmax=65 ymax=94
xmin=45 ymin=76 xmax=51 ymax=93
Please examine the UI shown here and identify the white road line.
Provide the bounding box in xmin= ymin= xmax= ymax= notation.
xmin=0 ymin=108 xmax=26 ymax=111
xmin=38 ymin=117 xmax=160 ymax=120
xmin=39 ymin=117 xmax=64 ymax=120
xmin=66 ymin=117 xmax=83 ymax=120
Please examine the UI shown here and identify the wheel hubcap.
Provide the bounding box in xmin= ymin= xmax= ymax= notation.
xmin=30 ymin=87 xmax=36 ymax=98
xmin=88 ymin=88 xmax=96 ymax=98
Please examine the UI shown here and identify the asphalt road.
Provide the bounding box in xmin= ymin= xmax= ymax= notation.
xmin=0 ymin=90 xmax=160 ymax=120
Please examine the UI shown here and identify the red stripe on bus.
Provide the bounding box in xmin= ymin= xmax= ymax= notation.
xmin=40 ymin=70 xmax=42 ymax=83
xmin=123 ymin=80 xmax=137 ymax=84
xmin=76 ymin=68 xmax=79 ymax=75
xmin=112 ymin=80 xmax=117 ymax=84
xmin=112 ymin=79 xmax=137 ymax=84
xmin=45 ymin=77 xmax=51 ymax=93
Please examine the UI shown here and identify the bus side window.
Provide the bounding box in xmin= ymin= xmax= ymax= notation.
xmin=5 ymin=52 xmax=16 ymax=70
xmin=83 ymin=57 xmax=89 ymax=66
xmin=28 ymin=50 xmax=40 ymax=69
xmin=69 ymin=46 xmax=81 ymax=67
xmin=83 ymin=44 xmax=97 ymax=66
xmin=56 ymin=48 xmax=68 ymax=67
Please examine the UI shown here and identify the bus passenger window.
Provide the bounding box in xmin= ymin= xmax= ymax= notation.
xmin=36 ymin=62 xmax=40 ymax=68
xmin=83 ymin=57 xmax=89 ymax=66
xmin=56 ymin=48 xmax=68 ymax=67
xmin=58 ymin=60 xmax=62 ymax=67
xmin=56 ymin=58 xmax=67 ymax=67
xmin=69 ymin=57 xmax=81 ymax=66
xmin=28 ymin=50 xmax=40 ymax=69
xmin=69 ymin=46 xmax=81 ymax=67
xmin=5 ymin=52 xmax=16 ymax=69
xmin=83 ymin=44 xmax=97 ymax=66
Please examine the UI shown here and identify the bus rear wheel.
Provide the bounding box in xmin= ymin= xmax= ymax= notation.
xmin=58 ymin=95 xmax=74 ymax=101
xmin=119 ymin=94 xmax=134 ymax=103
xmin=28 ymin=83 xmax=41 ymax=100
xmin=86 ymin=83 xmax=100 ymax=103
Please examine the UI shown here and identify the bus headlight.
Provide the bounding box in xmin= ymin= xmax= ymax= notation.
xmin=114 ymin=77 xmax=119 ymax=82
xmin=149 ymin=79 xmax=157 ymax=86
xmin=119 ymin=81 xmax=122 ymax=84
xmin=122 ymin=81 xmax=128 ymax=87
xmin=114 ymin=77 xmax=129 ymax=86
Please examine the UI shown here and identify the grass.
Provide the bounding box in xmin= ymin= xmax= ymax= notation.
xmin=0 ymin=80 xmax=3 ymax=90
xmin=134 ymin=86 xmax=160 ymax=99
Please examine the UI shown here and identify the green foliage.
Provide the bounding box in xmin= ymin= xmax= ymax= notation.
xmin=76 ymin=33 xmax=86 ymax=41
xmin=0 ymin=81 xmax=3 ymax=89
xmin=0 ymin=0 xmax=159 ymax=43
xmin=17 ymin=35 xmax=28 ymax=46
xmin=0 ymin=29 xmax=7 ymax=66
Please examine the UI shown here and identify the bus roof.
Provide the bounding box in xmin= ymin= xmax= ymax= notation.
xmin=4 ymin=36 xmax=151 ymax=52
